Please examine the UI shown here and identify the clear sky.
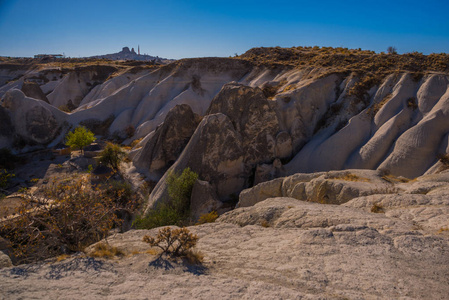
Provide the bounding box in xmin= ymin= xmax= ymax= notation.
xmin=0 ymin=0 xmax=448 ymax=59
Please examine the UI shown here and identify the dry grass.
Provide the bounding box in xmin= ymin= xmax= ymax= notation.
xmin=129 ymin=248 xmax=161 ymax=256
xmin=371 ymin=203 xmax=384 ymax=213
xmin=196 ymin=211 xmax=219 ymax=225
xmin=0 ymin=57 xmax=159 ymax=85
xmin=130 ymin=137 xmax=144 ymax=148
xmin=145 ymin=248 xmax=161 ymax=255
xmin=437 ymin=227 xmax=449 ymax=234
xmin=260 ymin=220 xmax=270 ymax=228
xmin=282 ymin=84 xmax=297 ymax=93
xmin=88 ymin=242 xmax=125 ymax=259
xmin=367 ymin=93 xmax=393 ymax=116
xmin=56 ymin=254 xmax=70 ymax=262
xmin=347 ymin=74 xmax=381 ymax=103
xmin=238 ymin=46 xmax=449 ymax=75
xmin=407 ymin=97 xmax=418 ymax=109
xmin=381 ymin=174 xmax=411 ymax=184
xmin=143 ymin=227 xmax=198 ymax=257
xmin=185 ymin=249 xmax=204 ymax=264
xmin=331 ymin=173 xmax=371 ymax=182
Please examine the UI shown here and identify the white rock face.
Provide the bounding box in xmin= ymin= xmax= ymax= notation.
xmin=78 ymin=70 xmax=146 ymax=106
xmin=0 ymin=251 xmax=12 ymax=269
xmin=46 ymin=66 xmax=117 ymax=108
xmin=284 ymin=73 xmax=449 ymax=179
xmin=144 ymin=83 xmax=287 ymax=210
xmin=2 ymin=58 xmax=449 ymax=195
xmin=238 ymin=169 xmax=394 ymax=207
xmin=0 ymin=89 xmax=68 ymax=147
xmin=144 ymin=113 xmax=246 ymax=214
xmin=133 ymin=104 xmax=200 ymax=179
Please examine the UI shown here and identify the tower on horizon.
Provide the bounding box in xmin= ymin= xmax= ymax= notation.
xmin=138 ymin=45 xmax=140 ymax=55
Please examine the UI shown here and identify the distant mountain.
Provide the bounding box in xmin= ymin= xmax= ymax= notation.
xmin=90 ymin=47 xmax=174 ymax=64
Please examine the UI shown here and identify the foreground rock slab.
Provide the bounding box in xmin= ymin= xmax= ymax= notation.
xmin=1 ymin=197 xmax=448 ymax=299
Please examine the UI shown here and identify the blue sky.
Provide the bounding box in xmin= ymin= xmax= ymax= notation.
xmin=0 ymin=0 xmax=448 ymax=59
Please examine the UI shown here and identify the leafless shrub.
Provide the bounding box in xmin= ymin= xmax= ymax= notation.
xmin=143 ymin=227 xmax=199 ymax=257
xmin=0 ymin=176 xmax=137 ymax=263
xmin=387 ymin=46 xmax=397 ymax=55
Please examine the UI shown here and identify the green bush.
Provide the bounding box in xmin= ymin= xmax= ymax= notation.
xmin=133 ymin=201 xmax=186 ymax=229
xmin=0 ymin=169 xmax=14 ymax=189
xmin=167 ymin=167 xmax=198 ymax=213
xmin=99 ymin=143 xmax=126 ymax=171
xmin=65 ymin=126 xmax=96 ymax=154
xmin=133 ymin=168 xmax=198 ymax=229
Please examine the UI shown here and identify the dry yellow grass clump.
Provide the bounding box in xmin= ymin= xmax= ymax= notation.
xmin=437 ymin=227 xmax=449 ymax=234
xmin=331 ymin=173 xmax=371 ymax=182
xmin=89 ymin=243 xmax=125 ymax=259
xmin=196 ymin=211 xmax=219 ymax=225
xmin=367 ymin=93 xmax=393 ymax=115
xmin=371 ymin=203 xmax=385 ymax=213
xmin=381 ymin=174 xmax=411 ymax=184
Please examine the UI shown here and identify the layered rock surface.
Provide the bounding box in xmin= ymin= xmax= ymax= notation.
xmin=1 ymin=193 xmax=448 ymax=299
xmin=237 ymin=169 xmax=449 ymax=208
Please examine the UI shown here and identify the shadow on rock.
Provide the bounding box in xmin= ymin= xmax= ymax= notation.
xmin=1 ymin=264 xmax=40 ymax=279
xmin=44 ymin=256 xmax=116 ymax=280
xmin=148 ymin=256 xmax=174 ymax=271
xmin=148 ymin=255 xmax=207 ymax=276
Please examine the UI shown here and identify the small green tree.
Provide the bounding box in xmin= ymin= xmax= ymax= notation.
xmin=99 ymin=143 xmax=127 ymax=171
xmin=0 ymin=169 xmax=14 ymax=189
xmin=166 ymin=167 xmax=199 ymax=215
xmin=65 ymin=126 xmax=96 ymax=154
xmin=133 ymin=167 xmax=198 ymax=229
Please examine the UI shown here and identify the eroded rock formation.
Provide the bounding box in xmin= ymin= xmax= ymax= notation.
xmin=1 ymin=55 xmax=449 ymax=207
xmin=133 ymin=104 xmax=201 ymax=178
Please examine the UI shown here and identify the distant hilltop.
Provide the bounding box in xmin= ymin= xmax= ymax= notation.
xmin=90 ymin=46 xmax=175 ymax=64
